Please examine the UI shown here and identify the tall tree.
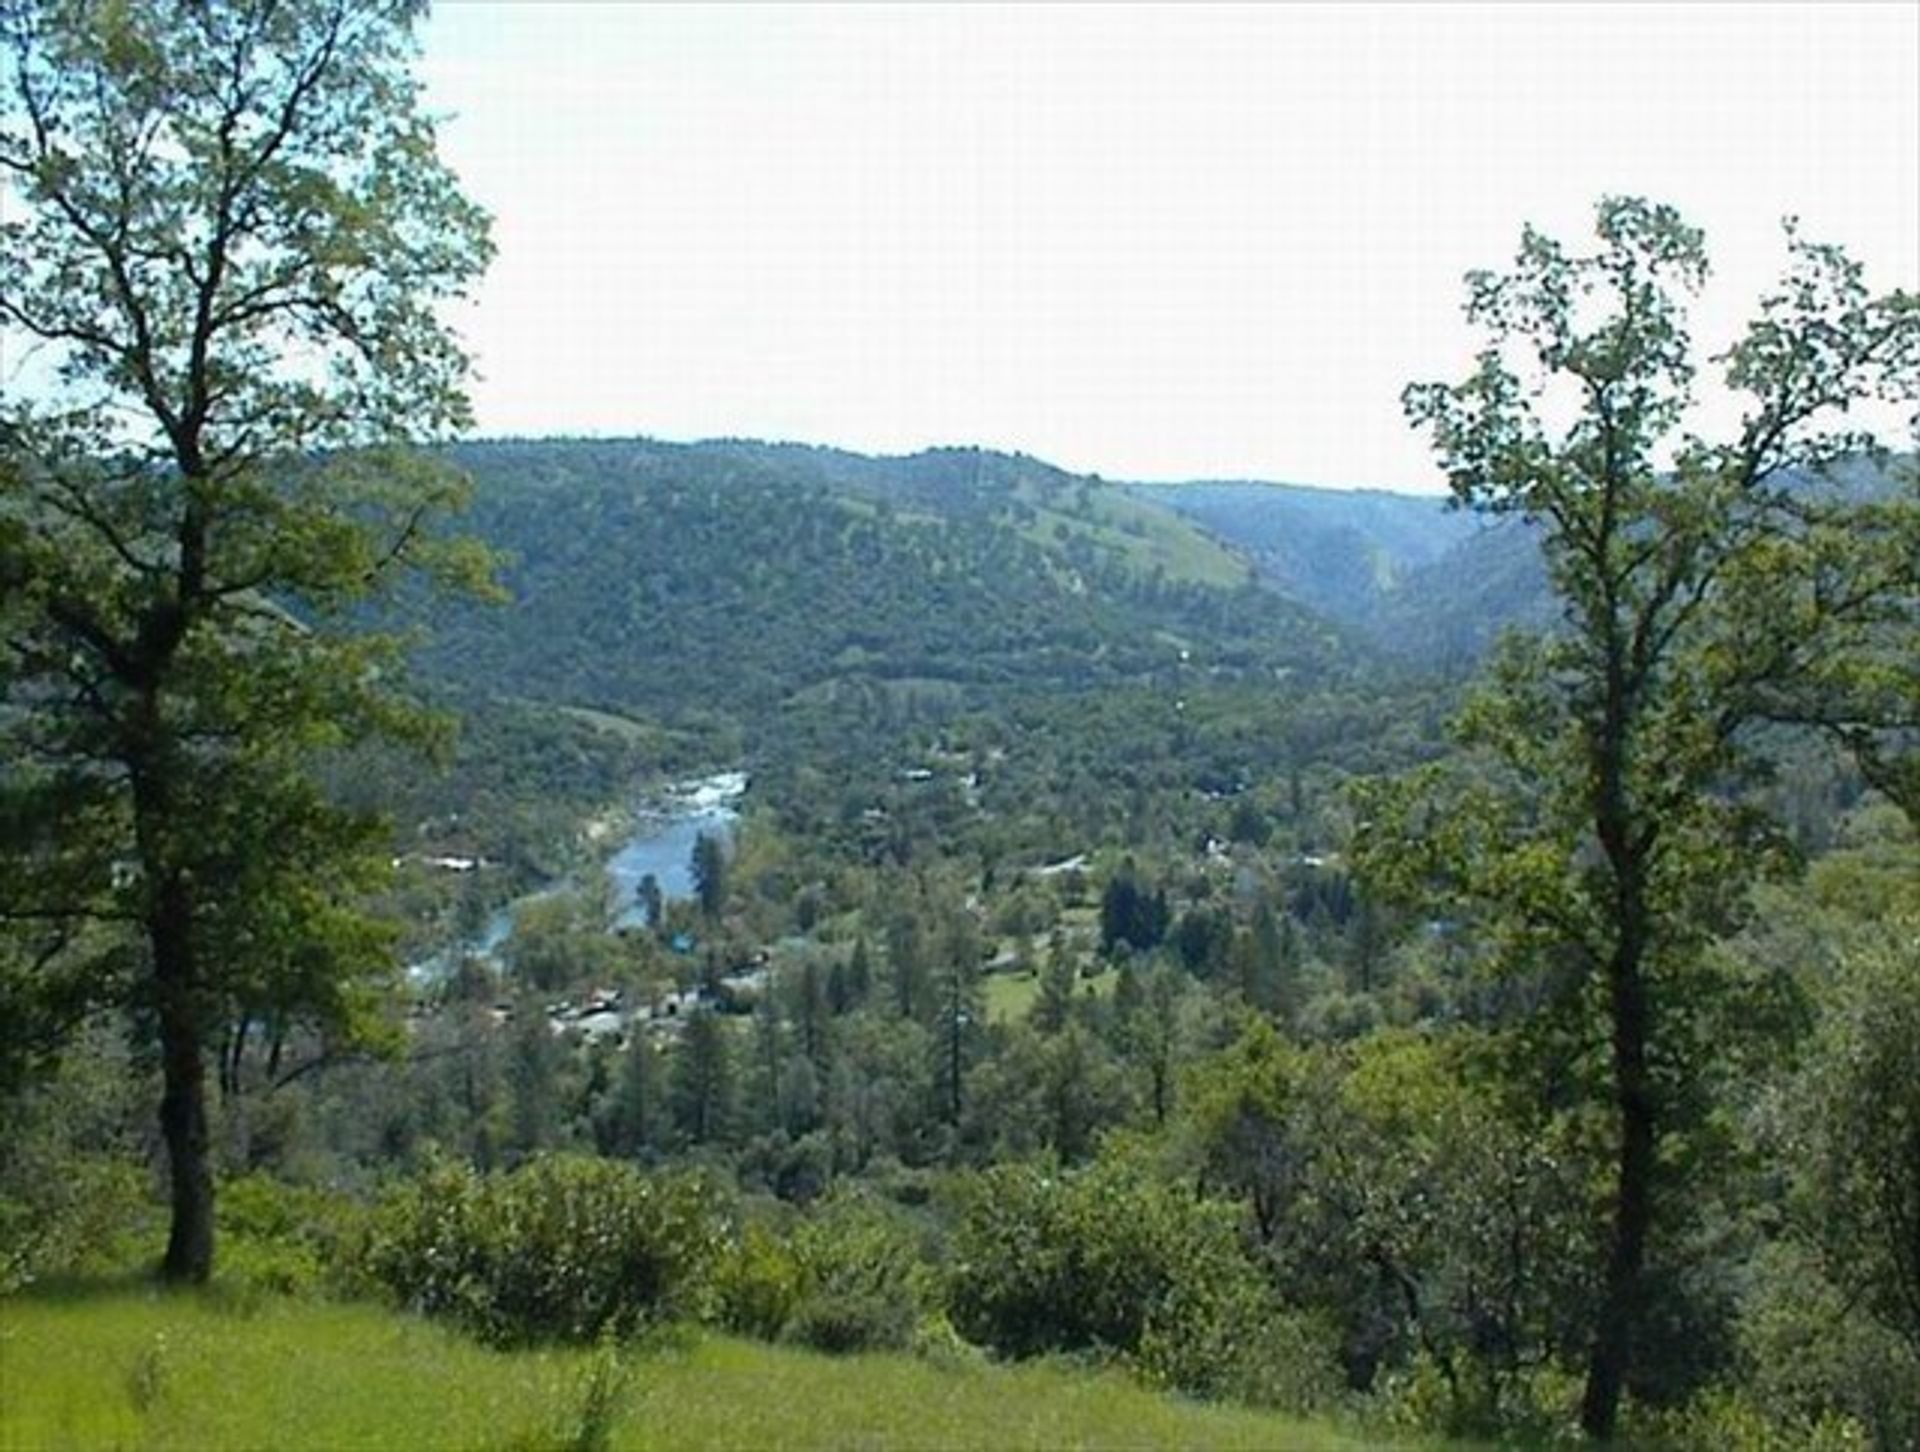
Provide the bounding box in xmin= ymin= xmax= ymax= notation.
xmin=929 ymin=903 xmax=985 ymax=1128
xmin=885 ymin=906 xmax=928 ymax=1020
xmin=1359 ymin=198 xmax=1918 ymax=1437
xmin=670 ymin=1006 xmax=733 ymax=1148
xmin=597 ymin=1027 xmax=663 ymax=1160
xmin=0 ymin=0 xmax=492 ymax=1280
xmin=689 ymin=831 xmax=727 ymax=923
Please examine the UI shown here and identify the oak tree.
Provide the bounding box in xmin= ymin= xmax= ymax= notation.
xmin=0 ymin=0 xmax=492 ymax=1281
xmin=1358 ymin=198 xmax=1918 ymax=1436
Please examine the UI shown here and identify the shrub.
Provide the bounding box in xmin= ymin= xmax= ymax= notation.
xmin=366 ymin=1153 xmax=729 ymax=1346
xmin=1626 ymin=1386 xmax=1868 ymax=1452
xmin=0 ymin=1153 xmax=154 ymax=1292
xmin=783 ymin=1191 xmax=931 ymax=1354
xmin=712 ymin=1222 xmax=802 ymax=1342
xmin=713 ymin=1192 xmax=935 ymax=1355
xmin=948 ymin=1158 xmax=1336 ymax=1408
xmin=215 ymin=1173 xmax=372 ymax=1299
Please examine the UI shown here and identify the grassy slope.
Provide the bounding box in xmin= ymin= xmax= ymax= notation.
xmin=1008 ymin=479 xmax=1250 ymax=591
xmin=985 ymin=968 xmax=1117 ymax=1026
xmin=1 ymin=1283 xmax=1397 ymax=1451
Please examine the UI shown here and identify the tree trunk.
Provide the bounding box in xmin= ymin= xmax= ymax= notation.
xmin=1580 ymin=943 xmax=1654 ymax=1439
xmin=155 ymin=887 xmax=214 ymax=1284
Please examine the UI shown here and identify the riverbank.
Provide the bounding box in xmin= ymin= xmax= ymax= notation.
xmin=406 ymin=768 xmax=748 ymax=984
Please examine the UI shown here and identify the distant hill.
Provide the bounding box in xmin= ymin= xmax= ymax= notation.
xmin=1125 ymin=480 xmax=1482 ymax=626
xmin=1135 ymin=453 xmax=1913 ymax=667
xmin=405 ymin=438 xmax=1361 ymax=741
xmin=406 ymin=442 xmax=1910 ymax=725
xmin=1127 ymin=477 xmax=1546 ymax=663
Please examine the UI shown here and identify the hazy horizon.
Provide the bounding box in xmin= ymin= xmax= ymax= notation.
xmin=419 ymin=2 xmax=1919 ymax=495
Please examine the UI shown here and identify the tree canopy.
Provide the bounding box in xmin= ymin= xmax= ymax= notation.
xmin=0 ymin=0 xmax=493 ymax=1280
xmin=1358 ymin=196 xmax=1919 ymax=1437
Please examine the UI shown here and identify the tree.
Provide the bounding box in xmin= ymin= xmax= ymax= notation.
xmin=597 ymin=1027 xmax=663 ymax=1160
xmin=689 ymin=832 xmax=727 ymax=923
xmin=0 ymin=0 xmax=493 ymax=1281
xmin=1791 ymin=912 xmax=1920 ymax=1360
xmin=885 ymin=906 xmax=928 ymax=1020
xmin=1233 ymin=897 xmax=1300 ymax=1026
xmin=670 ymin=1007 xmax=733 ymax=1147
xmin=1099 ymin=862 xmax=1168 ymax=956
xmin=1359 ymin=198 xmax=1918 ymax=1436
xmin=1030 ymin=932 xmax=1078 ymax=1035
xmin=505 ymin=995 xmax=561 ymax=1161
xmin=635 ymin=872 xmax=664 ymax=933
xmin=929 ymin=903 xmax=984 ymax=1128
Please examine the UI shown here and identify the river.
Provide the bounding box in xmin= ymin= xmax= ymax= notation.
xmin=407 ymin=768 xmax=747 ymax=982
xmin=604 ymin=770 xmax=747 ymax=928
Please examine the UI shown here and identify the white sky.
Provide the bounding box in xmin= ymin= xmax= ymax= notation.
xmin=418 ymin=2 xmax=1918 ymax=491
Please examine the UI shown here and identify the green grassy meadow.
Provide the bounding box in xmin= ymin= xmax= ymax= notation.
xmin=0 ymin=1281 xmax=1393 ymax=1451
xmin=984 ymin=967 xmax=1117 ymax=1026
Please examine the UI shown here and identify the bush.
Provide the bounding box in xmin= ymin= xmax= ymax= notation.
xmin=1139 ymin=1273 xmax=1338 ymax=1411
xmin=215 ymin=1173 xmax=372 ymax=1299
xmin=712 ymin=1222 xmax=802 ymax=1342
xmin=366 ymin=1153 xmax=729 ymax=1346
xmin=783 ymin=1191 xmax=931 ymax=1354
xmin=0 ymin=1153 xmax=154 ymax=1292
xmin=1733 ymin=1242 xmax=1918 ymax=1451
xmin=1626 ymin=1385 xmax=1868 ymax=1451
xmin=949 ymin=1158 xmax=1336 ymax=1408
xmin=715 ymin=1192 xmax=933 ymax=1355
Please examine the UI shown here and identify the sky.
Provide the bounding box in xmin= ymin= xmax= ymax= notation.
xmin=418 ymin=2 xmax=1918 ymax=492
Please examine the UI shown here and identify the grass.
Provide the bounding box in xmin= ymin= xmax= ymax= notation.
xmin=985 ymin=967 xmax=1117 ymax=1026
xmin=0 ymin=1281 xmax=1396 ymax=1451
xmin=1009 ymin=482 xmax=1250 ymax=591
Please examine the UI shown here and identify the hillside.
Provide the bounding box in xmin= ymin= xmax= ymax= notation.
xmin=407 ymin=439 xmax=1360 ymax=735
xmin=1127 ymin=479 xmax=1480 ymax=626
xmin=1139 ymin=454 xmax=1916 ymax=666
xmin=0 ymin=1285 xmax=1408 ymax=1451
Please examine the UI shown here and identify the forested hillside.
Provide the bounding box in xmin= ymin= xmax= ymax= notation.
xmin=410 ymin=439 xmax=1354 ymax=730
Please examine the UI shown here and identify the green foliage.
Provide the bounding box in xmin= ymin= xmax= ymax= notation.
xmin=1732 ymin=1242 xmax=1917 ymax=1451
xmin=947 ymin=1155 xmax=1336 ymax=1408
xmin=213 ymin=1174 xmax=372 ymax=1301
xmin=1786 ymin=913 xmax=1920 ymax=1357
xmin=690 ymin=833 xmax=728 ymax=923
xmin=415 ymin=441 xmax=1354 ymax=739
xmin=1099 ymin=864 xmax=1169 ymax=955
xmin=1368 ymin=195 xmax=1920 ymax=1437
xmin=0 ymin=1152 xmax=152 ymax=1294
xmin=0 ymin=1039 xmax=156 ymax=1291
xmin=783 ymin=1191 xmax=934 ymax=1355
xmin=1625 ymin=1384 xmax=1870 ymax=1452
xmin=0 ymin=0 xmax=495 ymax=1281
xmin=712 ymin=1222 xmax=804 ymax=1343
xmin=669 ymin=1008 xmax=736 ymax=1148
xmin=1179 ymin=1021 xmax=1594 ymax=1433
xmin=500 ymin=1336 xmax=637 ymax=1452
xmin=715 ymin=1193 xmax=935 ymax=1356
xmin=365 ymin=1154 xmax=730 ymax=1346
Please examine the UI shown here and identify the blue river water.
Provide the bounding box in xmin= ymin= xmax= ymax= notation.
xmin=409 ymin=770 xmax=745 ymax=981
xmin=604 ymin=771 xmax=745 ymax=928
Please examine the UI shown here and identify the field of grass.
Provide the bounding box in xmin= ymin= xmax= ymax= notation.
xmin=984 ymin=967 xmax=1118 ymax=1026
xmin=0 ymin=1280 xmax=1396 ymax=1451
xmin=1010 ymin=482 xmax=1250 ymax=591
